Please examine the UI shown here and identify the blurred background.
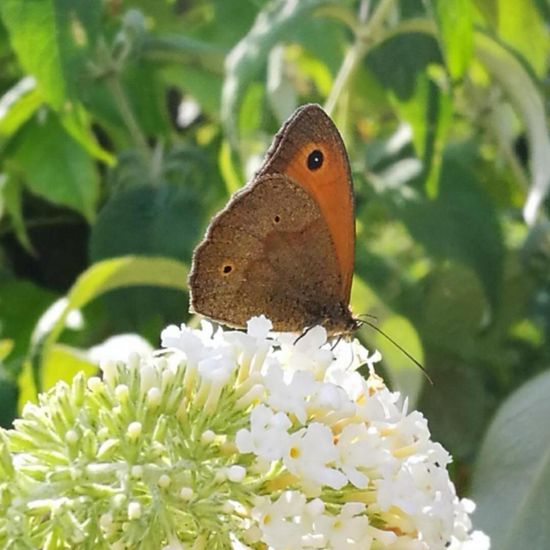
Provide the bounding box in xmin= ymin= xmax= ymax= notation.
xmin=0 ymin=0 xmax=549 ymax=545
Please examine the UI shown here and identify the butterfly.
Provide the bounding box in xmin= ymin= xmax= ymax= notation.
xmin=189 ymin=104 xmax=358 ymax=335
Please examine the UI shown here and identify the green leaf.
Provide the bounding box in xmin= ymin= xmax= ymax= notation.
xmin=133 ymin=0 xmax=262 ymax=47
xmin=0 ymin=280 xmax=57 ymax=374
xmin=0 ymin=174 xmax=33 ymax=253
xmin=239 ymin=83 xmax=265 ymax=137
xmin=0 ymin=77 xmax=43 ymax=143
xmin=433 ymin=0 xmax=474 ymax=79
xmin=471 ymin=369 xmax=550 ymax=548
xmin=419 ymin=357 xmax=490 ymax=460
xmin=221 ymin=0 xmax=333 ymax=146
xmin=374 ymin=316 xmax=424 ymax=408
xmin=18 ymin=344 xmax=96 ymax=408
xmin=219 ymin=139 xmax=242 ymax=195
xmin=474 ymin=32 xmax=550 ymax=225
xmin=421 ymin=264 xmax=487 ymax=353
xmin=120 ymin=62 xmax=171 ymax=138
xmin=391 ymin=73 xmax=453 ymax=197
xmin=0 ymin=370 xmax=17 ymax=428
xmin=0 ymin=340 xmax=14 ymax=362
xmin=366 ymin=32 xmax=442 ymax=101
xmin=143 ymin=34 xmax=225 ymax=74
xmin=400 ymin=145 xmax=504 ymax=310
xmin=43 ymin=344 xmax=97 ymax=387
xmin=81 ymin=60 xmax=171 ymax=144
xmin=90 ymin=185 xmax=204 ymax=263
xmin=521 ymin=220 xmax=550 ymax=280
xmin=367 ymin=30 xmax=451 ymax=197
xmin=350 ymin=274 xmax=425 ymax=405
xmin=0 ymin=2 xmax=108 ymax=165
xmin=0 ymin=0 xmax=101 ymax=109
xmin=6 ymin=112 xmax=99 ymax=221
xmin=89 ymin=185 xmax=203 ymax=331
xmin=497 ymin=0 xmax=549 ymax=76
xmin=161 ymin=63 xmax=223 ymax=116
xmin=60 ymin=105 xmax=115 ymax=166
xmin=28 ymin=256 xmax=188 ymax=395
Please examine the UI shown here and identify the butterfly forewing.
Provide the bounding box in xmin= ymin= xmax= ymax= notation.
xmin=258 ymin=104 xmax=355 ymax=303
xmin=189 ymin=174 xmax=353 ymax=333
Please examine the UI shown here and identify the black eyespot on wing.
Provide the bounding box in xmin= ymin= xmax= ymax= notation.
xmin=274 ymin=215 xmax=281 ymax=223
xmin=221 ymin=263 xmax=233 ymax=275
xmin=307 ymin=149 xmax=323 ymax=171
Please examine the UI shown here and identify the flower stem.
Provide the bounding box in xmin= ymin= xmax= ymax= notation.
xmin=106 ymin=75 xmax=152 ymax=168
xmin=325 ymin=0 xmax=398 ymax=115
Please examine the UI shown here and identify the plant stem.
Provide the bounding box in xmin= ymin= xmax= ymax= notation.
xmin=106 ymin=76 xmax=152 ymax=167
xmin=325 ymin=0 xmax=397 ymax=115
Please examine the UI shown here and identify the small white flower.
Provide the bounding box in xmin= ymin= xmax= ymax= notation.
xmin=179 ymin=487 xmax=194 ymax=501
xmin=356 ymin=382 xmax=403 ymax=424
xmin=128 ymin=501 xmax=141 ymax=520
xmin=198 ymin=354 xmax=235 ymax=384
xmin=126 ymin=421 xmax=142 ymax=439
xmin=65 ymin=429 xmax=78 ymax=444
xmin=308 ymin=381 xmax=356 ymax=424
xmin=284 ymin=423 xmax=347 ymax=491
xmin=376 ymin=462 xmax=428 ymax=515
xmin=87 ymin=375 xmax=102 ymax=391
xmin=457 ymin=530 xmax=491 ymax=550
xmin=140 ymin=362 xmax=159 ymax=394
xmin=160 ymin=322 xmax=213 ymax=368
xmin=336 ymin=423 xmax=375 ymax=488
xmin=115 ymin=384 xmax=129 ymax=402
xmin=265 ymin=365 xmax=317 ymax=424
xmin=276 ymin=325 xmax=334 ymax=379
xmin=314 ymin=502 xmax=372 ymax=548
xmin=88 ymin=334 xmax=153 ymax=365
xmin=246 ymin=315 xmax=273 ymax=339
xmin=253 ymin=491 xmax=310 ymax=549
xmin=227 ymin=465 xmax=246 ymax=482
xmin=99 ymin=513 xmax=113 ymax=532
xmin=158 ymin=474 xmax=171 ymax=488
xmin=146 ymin=386 xmax=162 ymax=407
xmin=201 ymin=430 xmax=216 ymax=444
xmin=236 ymin=404 xmax=291 ymax=460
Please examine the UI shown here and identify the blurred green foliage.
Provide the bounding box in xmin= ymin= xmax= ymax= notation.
xmin=1 ymin=0 xmax=550 ymax=544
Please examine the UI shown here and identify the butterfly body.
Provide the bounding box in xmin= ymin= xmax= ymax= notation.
xmin=189 ymin=104 xmax=357 ymax=335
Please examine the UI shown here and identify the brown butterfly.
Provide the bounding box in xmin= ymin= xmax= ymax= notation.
xmin=189 ymin=104 xmax=358 ymax=335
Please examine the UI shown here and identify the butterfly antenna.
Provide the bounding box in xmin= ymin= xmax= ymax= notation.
xmin=358 ymin=313 xmax=378 ymax=321
xmin=358 ymin=318 xmax=433 ymax=385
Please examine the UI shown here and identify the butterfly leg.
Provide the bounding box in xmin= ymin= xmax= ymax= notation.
xmin=293 ymin=316 xmax=337 ymax=346
xmin=292 ymin=325 xmax=317 ymax=345
xmin=330 ymin=335 xmax=343 ymax=350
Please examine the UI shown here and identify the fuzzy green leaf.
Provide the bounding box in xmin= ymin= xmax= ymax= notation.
xmin=471 ymin=370 xmax=550 ymax=549
xmin=29 ymin=256 xmax=188 ymax=395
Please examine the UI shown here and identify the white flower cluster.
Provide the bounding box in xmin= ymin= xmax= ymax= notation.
xmin=160 ymin=316 xmax=489 ymax=550
xmin=0 ymin=316 xmax=489 ymax=549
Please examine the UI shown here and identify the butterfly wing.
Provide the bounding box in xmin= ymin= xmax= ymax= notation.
xmin=258 ymin=104 xmax=355 ymax=303
xmin=189 ymin=174 xmax=354 ymax=333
